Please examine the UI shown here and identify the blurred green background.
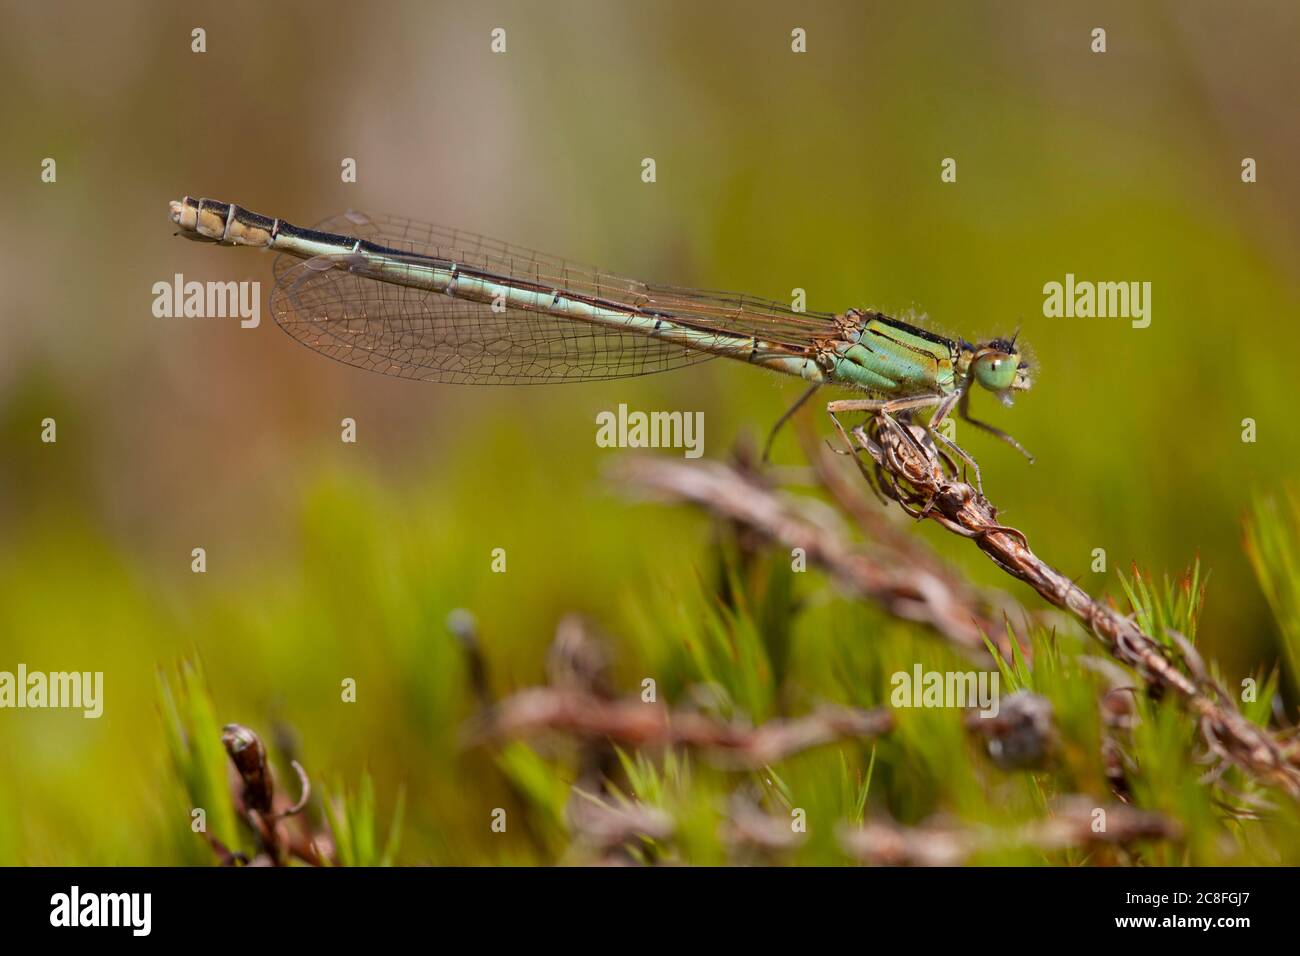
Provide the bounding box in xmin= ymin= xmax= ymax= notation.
xmin=1 ymin=1 xmax=1298 ymax=864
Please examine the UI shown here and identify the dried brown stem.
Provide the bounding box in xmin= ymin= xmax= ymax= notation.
xmin=612 ymin=455 xmax=1013 ymax=658
xmin=464 ymin=687 xmax=893 ymax=769
xmin=838 ymin=797 xmax=1181 ymax=866
xmin=218 ymin=722 xmax=327 ymax=866
xmin=851 ymin=416 xmax=1300 ymax=798
xmin=722 ymin=796 xmax=807 ymax=854
xmin=567 ymin=792 xmax=674 ymax=850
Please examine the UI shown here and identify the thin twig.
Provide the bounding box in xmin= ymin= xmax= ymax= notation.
xmin=722 ymin=795 xmax=807 ymax=855
xmin=612 ymin=455 xmax=1012 ymax=658
xmin=567 ymin=790 xmax=675 ymax=850
xmin=273 ymin=760 xmax=311 ymax=819
xmin=463 ymin=687 xmax=893 ymax=770
xmin=838 ymin=797 xmax=1181 ymax=866
xmin=447 ymin=608 xmax=494 ymax=710
xmin=849 ymin=415 xmax=1300 ymax=798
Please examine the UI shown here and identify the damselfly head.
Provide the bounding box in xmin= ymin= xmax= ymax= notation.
xmin=960 ymin=334 xmax=1032 ymax=399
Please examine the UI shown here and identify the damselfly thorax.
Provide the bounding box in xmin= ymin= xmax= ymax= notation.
xmin=168 ymin=196 xmax=1033 ymax=483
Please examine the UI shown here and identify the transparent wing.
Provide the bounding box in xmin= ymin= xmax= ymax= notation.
xmin=271 ymin=257 xmax=722 ymax=384
xmin=273 ymin=210 xmax=841 ymax=353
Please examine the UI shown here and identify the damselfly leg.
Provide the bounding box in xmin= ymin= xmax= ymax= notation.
xmin=762 ymin=383 xmax=821 ymax=464
xmin=827 ymin=392 xmax=987 ymax=495
xmin=826 ymin=393 xmax=946 ymax=499
xmin=956 ymin=389 xmax=1035 ymax=464
xmin=927 ymin=390 xmax=986 ymax=495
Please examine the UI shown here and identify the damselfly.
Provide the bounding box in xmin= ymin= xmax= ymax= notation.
xmin=168 ymin=196 xmax=1033 ymax=483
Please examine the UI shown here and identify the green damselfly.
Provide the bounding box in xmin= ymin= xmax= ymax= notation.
xmin=168 ymin=196 xmax=1033 ymax=481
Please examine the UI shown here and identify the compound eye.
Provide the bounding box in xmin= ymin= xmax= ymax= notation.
xmin=973 ymin=352 xmax=1018 ymax=391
